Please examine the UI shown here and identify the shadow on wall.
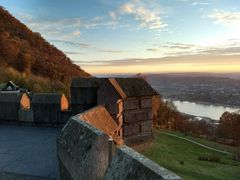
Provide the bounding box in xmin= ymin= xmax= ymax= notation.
xmin=57 ymin=106 xmax=181 ymax=180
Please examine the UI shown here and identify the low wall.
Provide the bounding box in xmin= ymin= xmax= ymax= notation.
xmin=57 ymin=112 xmax=182 ymax=180
xmin=18 ymin=109 xmax=34 ymax=122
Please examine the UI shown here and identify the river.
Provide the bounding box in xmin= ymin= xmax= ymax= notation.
xmin=168 ymin=100 xmax=240 ymax=120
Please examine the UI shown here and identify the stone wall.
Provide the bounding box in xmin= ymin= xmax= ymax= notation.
xmin=122 ymin=97 xmax=153 ymax=144
xmin=57 ymin=116 xmax=110 ymax=180
xmin=105 ymin=145 xmax=181 ymax=180
xmin=57 ymin=112 xmax=182 ymax=180
xmin=71 ymin=87 xmax=99 ymax=114
xmin=18 ymin=109 xmax=34 ymax=122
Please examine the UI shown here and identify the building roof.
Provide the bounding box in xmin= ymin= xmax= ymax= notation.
xmin=31 ymin=93 xmax=63 ymax=104
xmin=78 ymin=105 xmax=124 ymax=145
xmin=7 ymin=81 xmax=19 ymax=88
xmin=0 ymin=81 xmax=19 ymax=91
xmin=109 ymin=78 xmax=158 ymax=98
xmin=71 ymin=78 xmax=106 ymax=88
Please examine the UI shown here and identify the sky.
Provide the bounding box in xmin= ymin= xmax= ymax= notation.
xmin=1 ymin=0 xmax=240 ymax=75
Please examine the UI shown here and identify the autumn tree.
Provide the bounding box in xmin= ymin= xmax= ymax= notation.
xmin=217 ymin=111 xmax=240 ymax=145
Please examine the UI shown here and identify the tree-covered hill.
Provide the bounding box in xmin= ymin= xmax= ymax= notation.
xmin=0 ymin=6 xmax=90 ymax=95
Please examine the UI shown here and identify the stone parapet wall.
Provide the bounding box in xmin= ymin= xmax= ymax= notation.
xmin=105 ymin=145 xmax=181 ymax=180
xmin=57 ymin=116 xmax=110 ymax=180
xmin=57 ymin=114 xmax=181 ymax=180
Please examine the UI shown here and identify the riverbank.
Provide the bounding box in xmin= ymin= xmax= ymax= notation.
xmin=164 ymin=98 xmax=240 ymax=120
xmin=165 ymin=97 xmax=240 ymax=109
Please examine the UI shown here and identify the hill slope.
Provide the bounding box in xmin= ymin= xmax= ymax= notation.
xmin=0 ymin=6 xmax=90 ymax=95
xmin=142 ymin=130 xmax=240 ymax=180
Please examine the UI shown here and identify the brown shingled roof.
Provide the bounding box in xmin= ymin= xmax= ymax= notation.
xmin=109 ymin=78 xmax=158 ymax=98
xmin=78 ymin=105 xmax=124 ymax=145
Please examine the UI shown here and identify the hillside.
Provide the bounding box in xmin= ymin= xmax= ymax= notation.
xmin=0 ymin=6 xmax=90 ymax=95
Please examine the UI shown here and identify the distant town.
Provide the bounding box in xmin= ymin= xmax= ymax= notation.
xmin=147 ymin=73 xmax=240 ymax=107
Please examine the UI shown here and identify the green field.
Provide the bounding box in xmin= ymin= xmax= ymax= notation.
xmin=142 ymin=130 xmax=240 ymax=180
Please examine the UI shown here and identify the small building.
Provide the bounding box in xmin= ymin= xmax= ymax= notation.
xmin=31 ymin=93 xmax=69 ymax=123
xmin=70 ymin=78 xmax=105 ymax=114
xmin=98 ymin=78 xmax=159 ymax=144
xmin=2 ymin=81 xmax=19 ymax=91
xmin=0 ymin=92 xmax=30 ymax=121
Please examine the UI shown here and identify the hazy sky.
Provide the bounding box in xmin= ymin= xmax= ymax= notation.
xmin=1 ymin=0 xmax=240 ymax=74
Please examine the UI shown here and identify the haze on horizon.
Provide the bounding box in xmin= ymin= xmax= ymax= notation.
xmin=1 ymin=0 xmax=240 ymax=74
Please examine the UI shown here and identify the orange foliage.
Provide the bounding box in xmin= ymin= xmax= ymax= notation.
xmin=0 ymin=7 xmax=90 ymax=84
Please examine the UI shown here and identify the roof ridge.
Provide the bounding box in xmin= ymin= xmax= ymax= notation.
xmin=108 ymin=78 xmax=126 ymax=99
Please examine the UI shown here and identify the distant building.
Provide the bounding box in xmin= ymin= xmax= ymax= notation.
xmin=0 ymin=92 xmax=30 ymax=121
xmin=1 ymin=81 xmax=19 ymax=91
xmin=31 ymin=93 xmax=69 ymax=123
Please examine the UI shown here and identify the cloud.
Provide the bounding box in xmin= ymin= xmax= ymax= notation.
xmin=98 ymin=49 xmax=123 ymax=53
xmin=64 ymin=51 xmax=84 ymax=55
xmin=146 ymin=40 xmax=240 ymax=57
xmin=50 ymin=39 xmax=91 ymax=48
xmin=160 ymin=42 xmax=199 ymax=49
xmin=74 ymin=54 xmax=240 ymax=68
xmin=120 ymin=0 xmax=167 ymax=30
xmin=50 ymin=39 xmax=123 ymax=54
xmin=208 ymin=9 xmax=240 ymax=28
xmin=17 ymin=12 xmax=82 ymax=38
xmin=200 ymin=46 xmax=240 ymax=55
xmin=17 ymin=11 xmax=118 ymax=38
xmin=72 ymin=29 xmax=81 ymax=36
xmin=146 ymin=48 xmax=161 ymax=52
xmin=192 ymin=1 xmax=209 ymax=6
xmin=108 ymin=11 xmax=117 ymax=21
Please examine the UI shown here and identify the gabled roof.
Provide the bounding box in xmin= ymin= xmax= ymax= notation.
xmin=7 ymin=81 xmax=19 ymax=88
xmin=108 ymin=78 xmax=158 ymax=98
xmin=31 ymin=93 xmax=63 ymax=104
xmin=1 ymin=81 xmax=19 ymax=91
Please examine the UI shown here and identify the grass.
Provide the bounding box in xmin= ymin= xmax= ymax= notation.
xmin=161 ymin=130 xmax=239 ymax=154
xmin=141 ymin=130 xmax=240 ymax=180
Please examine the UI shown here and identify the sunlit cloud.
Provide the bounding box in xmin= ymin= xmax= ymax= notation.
xmin=208 ymin=9 xmax=240 ymax=29
xmin=120 ymin=0 xmax=167 ymax=30
xmin=72 ymin=29 xmax=81 ymax=36
xmin=192 ymin=2 xmax=209 ymax=6
xmin=76 ymin=54 xmax=240 ymax=74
